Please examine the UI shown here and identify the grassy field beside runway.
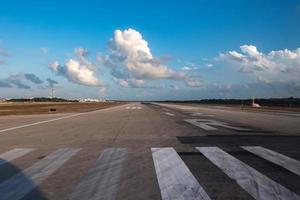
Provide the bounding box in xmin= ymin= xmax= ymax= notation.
xmin=0 ymin=102 xmax=123 ymax=116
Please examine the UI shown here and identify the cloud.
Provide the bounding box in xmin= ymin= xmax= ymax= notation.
xmin=170 ymin=84 xmax=180 ymax=90
xmin=0 ymin=79 xmax=12 ymax=88
xmin=98 ymin=87 xmax=107 ymax=97
xmin=98 ymin=28 xmax=200 ymax=87
xmin=0 ymin=75 xmax=31 ymax=89
xmin=207 ymin=83 xmax=233 ymax=92
xmin=219 ymin=45 xmax=300 ymax=73
xmin=46 ymin=78 xmax=58 ymax=87
xmin=0 ymin=48 xmax=10 ymax=57
xmin=0 ymin=46 xmax=10 ymax=65
xmin=40 ymin=48 xmax=49 ymax=54
xmin=206 ymin=63 xmax=214 ymax=68
xmin=50 ymin=48 xmax=102 ymax=86
xmin=24 ymin=73 xmax=44 ymax=84
xmin=219 ymin=45 xmax=300 ymax=86
xmin=112 ymin=77 xmax=145 ymax=88
xmin=181 ymin=66 xmax=198 ymax=71
xmin=75 ymin=47 xmax=88 ymax=57
xmin=185 ymin=78 xmax=202 ymax=87
xmin=8 ymin=75 xmax=31 ymax=89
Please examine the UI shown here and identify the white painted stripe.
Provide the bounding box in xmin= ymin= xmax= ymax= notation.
xmin=137 ymin=107 xmax=142 ymax=109
xmin=241 ymin=146 xmax=300 ymax=176
xmin=285 ymin=113 xmax=300 ymax=117
xmin=184 ymin=119 xmax=217 ymax=130
xmin=0 ymin=113 xmax=85 ymax=134
xmin=151 ymin=148 xmax=211 ymax=200
xmin=163 ymin=112 xmax=175 ymax=116
xmin=184 ymin=119 xmax=251 ymax=131
xmin=0 ymin=105 xmax=123 ymax=135
xmin=0 ymin=148 xmax=35 ymax=166
xmin=131 ymin=107 xmax=136 ymax=109
xmin=189 ymin=113 xmax=213 ymax=117
xmin=0 ymin=148 xmax=80 ymax=200
xmin=125 ymin=107 xmax=130 ymax=109
xmin=70 ymin=148 xmax=127 ymax=200
xmin=196 ymin=147 xmax=300 ymax=200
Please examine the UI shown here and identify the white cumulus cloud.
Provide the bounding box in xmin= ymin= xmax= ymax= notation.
xmin=50 ymin=48 xmax=102 ymax=87
xmin=219 ymin=45 xmax=300 ymax=86
xmin=98 ymin=28 xmax=200 ymax=87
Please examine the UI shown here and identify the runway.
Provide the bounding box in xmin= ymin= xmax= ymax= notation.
xmin=0 ymin=102 xmax=299 ymax=200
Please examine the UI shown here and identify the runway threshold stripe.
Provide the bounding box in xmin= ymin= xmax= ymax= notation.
xmin=0 ymin=148 xmax=80 ymax=200
xmin=163 ymin=112 xmax=175 ymax=116
xmin=241 ymin=146 xmax=300 ymax=176
xmin=70 ymin=148 xmax=127 ymax=200
xmin=196 ymin=147 xmax=300 ymax=200
xmin=151 ymin=148 xmax=211 ymax=200
xmin=0 ymin=148 xmax=35 ymax=166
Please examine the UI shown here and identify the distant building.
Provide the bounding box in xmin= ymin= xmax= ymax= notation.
xmin=79 ymin=98 xmax=106 ymax=102
xmin=0 ymin=98 xmax=7 ymax=102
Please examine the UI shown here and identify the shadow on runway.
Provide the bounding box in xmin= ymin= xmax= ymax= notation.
xmin=0 ymin=159 xmax=47 ymax=200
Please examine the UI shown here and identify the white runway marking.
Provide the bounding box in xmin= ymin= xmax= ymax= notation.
xmin=70 ymin=148 xmax=127 ymax=200
xmin=151 ymin=148 xmax=211 ymax=200
xmin=241 ymin=146 xmax=300 ymax=176
xmin=284 ymin=113 xmax=300 ymax=117
xmin=0 ymin=113 xmax=86 ymax=134
xmin=184 ymin=119 xmax=251 ymax=131
xmin=0 ymin=148 xmax=80 ymax=200
xmin=189 ymin=113 xmax=214 ymax=117
xmin=125 ymin=106 xmax=142 ymax=110
xmin=163 ymin=112 xmax=175 ymax=116
xmin=0 ymin=105 xmax=125 ymax=134
xmin=196 ymin=147 xmax=300 ymax=200
xmin=0 ymin=148 xmax=35 ymax=166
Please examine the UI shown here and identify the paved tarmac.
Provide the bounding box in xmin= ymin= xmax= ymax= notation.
xmin=0 ymin=102 xmax=299 ymax=200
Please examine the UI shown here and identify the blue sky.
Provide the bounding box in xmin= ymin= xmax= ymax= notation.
xmin=0 ymin=0 xmax=300 ymax=100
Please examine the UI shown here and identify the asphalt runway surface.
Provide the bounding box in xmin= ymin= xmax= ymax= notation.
xmin=0 ymin=102 xmax=299 ymax=200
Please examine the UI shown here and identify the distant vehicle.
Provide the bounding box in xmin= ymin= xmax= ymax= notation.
xmin=252 ymin=97 xmax=261 ymax=108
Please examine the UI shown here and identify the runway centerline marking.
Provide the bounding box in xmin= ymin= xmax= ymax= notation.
xmin=241 ymin=146 xmax=300 ymax=176
xmin=70 ymin=148 xmax=127 ymax=200
xmin=184 ymin=119 xmax=251 ymax=131
xmin=151 ymin=148 xmax=211 ymax=200
xmin=0 ymin=148 xmax=35 ymax=166
xmin=163 ymin=112 xmax=175 ymax=116
xmin=125 ymin=106 xmax=142 ymax=110
xmin=0 ymin=148 xmax=80 ymax=200
xmin=196 ymin=147 xmax=300 ymax=200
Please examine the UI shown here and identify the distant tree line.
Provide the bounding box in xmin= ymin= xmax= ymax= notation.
xmin=156 ymin=97 xmax=300 ymax=107
xmin=7 ymin=97 xmax=78 ymax=102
